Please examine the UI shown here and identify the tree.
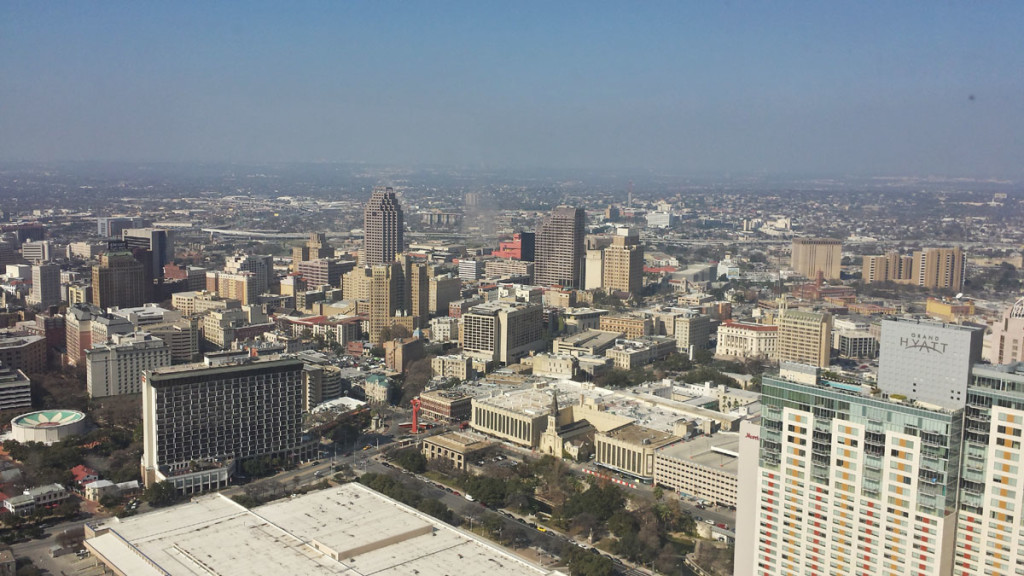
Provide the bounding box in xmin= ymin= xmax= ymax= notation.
xmin=562 ymin=545 xmax=615 ymax=576
xmin=143 ymin=481 xmax=181 ymax=508
xmin=393 ymin=448 xmax=427 ymax=473
xmin=55 ymin=526 xmax=85 ymax=548
xmin=607 ymin=509 xmax=638 ymax=537
xmin=400 ymin=357 xmax=434 ymax=406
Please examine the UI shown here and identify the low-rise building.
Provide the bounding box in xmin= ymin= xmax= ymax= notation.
xmin=599 ymin=315 xmax=651 ymax=339
xmin=560 ymin=307 xmax=608 ymax=334
xmin=832 ymin=329 xmax=878 ymax=359
xmin=419 ymin=389 xmax=473 ymax=422
xmin=3 ymin=483 xmax=69 ymax=516
xmin=471 ymin=388 xmax=571 ymax=448
xmin=604 ymin=337 xmax=676 ymax=370
xmin=363 ymin=374 xmax=393 ymax=405
xmin=431 ymin=355 xmax=474 ymax=382
xmin=522 ymin=353 xmax=578 ymax=379
xmin=421 ymin=431 xmax=489 ymax=471
xmin=715 ymin=320 xmax=778 ymax=360
xmin=595 ymin=424 xmax=679 ymax=481
xmin=553 ymin=329 xmax=621 ymax=357
xmin=653 ymin=432 xmax=739 ymax=506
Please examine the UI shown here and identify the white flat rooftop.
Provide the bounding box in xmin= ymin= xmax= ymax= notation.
xmin=85 ymin=483 xmax=555 ymax=576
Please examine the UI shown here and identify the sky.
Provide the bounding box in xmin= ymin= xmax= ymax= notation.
xmin=2 ymin=2 xmax=1022 ymax=178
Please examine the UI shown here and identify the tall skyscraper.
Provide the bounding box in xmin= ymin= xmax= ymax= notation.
xmin=122 ymin=228 xmax=172 ymax=279
xmin=748 ymin=362 xmax=964 ymax=576
xmin=368 ymin=262 xmax=404 ymax=346
xmin=363 ymin=187 xmax=404 ymax=267
xmin=601 ymin=227 xmax=644 ymax=297
xmin=535 ymin=206 xmax=585 ymax=288
xmin=791 ymin=237 xmax=842 ymax=280
xmin=740 ymin=319 xmax=989 ymax=576
xmin=956 ymin=364 xmax=1024 ymax=575
xmin=92 ymin=252 xmax=150 ymax=309
xmin=27 ymin=263 xmax=60 ymax=308
xmin=141 ymin=357 xmax=307 ymax=493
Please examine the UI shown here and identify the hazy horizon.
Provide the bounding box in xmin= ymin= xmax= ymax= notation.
xmin=3 ymin=3 xmax=1023 ymax=179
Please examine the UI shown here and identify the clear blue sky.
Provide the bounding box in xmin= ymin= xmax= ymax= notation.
xmin=2 ymin=2 xmax=1022 ymax=177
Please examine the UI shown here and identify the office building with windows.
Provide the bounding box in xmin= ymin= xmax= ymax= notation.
xmin=776 ymin=309 xmax=832 ymax=368
xmin=141 ymin=357 xmax=308 ymax=493
xmin=28 ymin=263 xmax=60 ymax=308
xmin=956 ymin=364 xmax=1024 ymax=575
xmin=122 ymin=228 xmax=172 ymax=279
xmin=461 ymin=301 xmax=544 ymax=367
xmin=86 ymin=332 xmax=171 ymax=398
xmin=535 ymin=205 xmax=585 ymax=288
xmin=601 ymin=227 xmax=644 ymax=297
xmin=92 ymin=252 xmax=151 ymax=309
xmin=363 ymin=186 xmax=404 ymax=267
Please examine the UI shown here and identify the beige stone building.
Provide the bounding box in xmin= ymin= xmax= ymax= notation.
xmin=604 ymin=336 xmax=676 ymax=370
xmin=601 ymin=228 xmax=643 ymax=297
xmin=471 ymin=388 xmax=570 ymax=448
xmin=715 ymin=320 xmax=778 ymax=360
xmin=431 ymin=354 xmax=474 ymax=381
xmin=421 ymin=431 xmax=489 ymax=471
xmin=171 ymin=290 xmax=240 ymax=316
xmin=595 ymin=424 xmax=678 ymax=481
xmin=776 ymin=309 xmax=832 ymax=368
xmin=674 ymin=312 xmax=711 ymax=353
xmin=522 ymin=353 xmax=578 ymax=379
xmin=599 ymin=315 xmax=651 ymax=339
xmin=790 ymin=237 xmax=842 ymax=280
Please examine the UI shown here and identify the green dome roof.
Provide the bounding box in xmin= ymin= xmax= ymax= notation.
xmin=13 ymin=410 xmax=85 ymax=428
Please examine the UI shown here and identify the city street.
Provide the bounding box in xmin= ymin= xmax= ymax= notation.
xmin=10 ymin=518 xmax=97 ymax=576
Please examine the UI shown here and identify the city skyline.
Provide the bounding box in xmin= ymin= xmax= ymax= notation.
xmin=3 ymin=3 xmax=1023 ymax=178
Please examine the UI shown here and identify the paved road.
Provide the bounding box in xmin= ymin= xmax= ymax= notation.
xmin=11 ymin=517 xmax=97 ymax=576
